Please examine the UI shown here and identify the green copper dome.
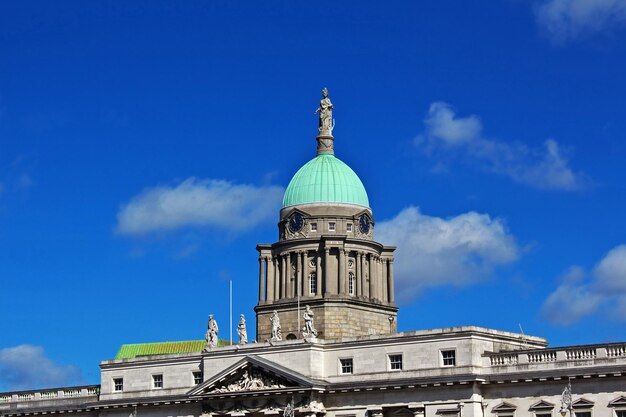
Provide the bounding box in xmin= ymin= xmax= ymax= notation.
xmin=282 ymin=154 xmax=370 ymax=208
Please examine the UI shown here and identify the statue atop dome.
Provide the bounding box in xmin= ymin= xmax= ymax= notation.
xmin=315 ymin=88 xmax=334 ymax=136
xmin=315 ymin=88 xmax=335 ymax=155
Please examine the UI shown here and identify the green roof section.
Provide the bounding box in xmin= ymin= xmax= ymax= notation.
xmin=282 ymin=154 xmax=369 ymax=208
xmin=115 ymin=340 xmax=206 ymax=359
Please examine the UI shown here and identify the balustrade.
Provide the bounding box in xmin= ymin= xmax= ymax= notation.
xmin=0 ymin=386 xmax=99 ymax=404
xmin=528 ymin=351 xmax=557 ymax=363
xmin=490 ymin=353 xmax=519 ymax=366
xmin=607 ymin=344 xmax=626 ymax=357
xmin=566 ymin=348 xmax=596 ymax=360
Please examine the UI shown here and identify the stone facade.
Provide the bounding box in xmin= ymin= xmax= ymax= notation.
xmin=256 ymin=298 xmax=397 ymax=341
xmin=2 ymin=328 xmax=625 ymax=417
xmin=256 ymin=203 xmax=398 ymax=341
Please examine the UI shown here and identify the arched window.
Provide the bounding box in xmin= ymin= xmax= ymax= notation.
xmin=348 ymin=272 xmax=355 ymax=295
xmin=309 ymin=272 xmax=317 ymax=295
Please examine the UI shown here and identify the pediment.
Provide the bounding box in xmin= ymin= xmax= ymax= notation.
xmin=609 ymin=396 xmax=626 ymax=407
xmin=572 ymin=399 xmax=594 ymax=409
xmin=529 ymin=401 xmax=555 ymax=411
xmin=188 ymin=355 xmax=320 ymax=397
xmin=493 ymin=402 xmax=517 ymax=413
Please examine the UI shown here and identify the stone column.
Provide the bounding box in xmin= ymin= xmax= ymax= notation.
xmin=388 ymin=258 xmax=395 ymax=303
xmin=359 ymin=252 xmax=365 ymax=297
xmin=302 ymin=251 xmax=308 ymax=296
xmin=267 ymin=256 xmax=275 ymax=302
xmin=354 ymin=252 xmax=361 ymax=297
xmin=316 ymin=253 xmax=322 ymax=296
xmin=258 ymin=256 xmax=266 ymax=302
xmin=285 ymin=253 xmax=292 ymax=298
xmin=274 ymin=257 xmax=280 ymax=301
xmin=296 ymin=251 xmax=302 ymax=297
xmin=362 ymin=253 xmax=368 ymax=297
xmin=338 ymin=248 xmax=346 ymax=295
xmin=382 ymin=258 xmax=388 ymax=302
xmin=323 ymin=247 xmax=331 ymax=295
xmin=376 ymin=256 xmax=382 ymax=300
xmin=368 ymin=254 xmax=375 ymax=299
xmin=281 ymin=254 xmax=287 ymax=299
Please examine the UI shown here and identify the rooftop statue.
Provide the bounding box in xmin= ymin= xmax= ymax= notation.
xmin=204 ymin=314 xmax=219 ymax=350
xmin=270 ymin=310 xmax=282 ymax=342
xmin=237 ymin=314 xmax=248 ymax=345
xmin=315 ymin=87 xmax=334 ymax=135
xmin=302 ymin=305 xmax=318 ymax=338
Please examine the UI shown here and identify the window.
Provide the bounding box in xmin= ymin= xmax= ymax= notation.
xmin=348 ymin=272 xmax=355 ymax=295
xmin=113 ymin=378 xmax=123 ymax=392
xmin=575 ymin=413 xmax=591 ymax=417
xmin=536 ymin=414 xmax=551 ymax=417
xmin=152 ymin=374 xmax=163 ymax=389
xmin=193 ymin=371 xmax=203 ymax=385
xmin=389 ymin=354 xmax=403 ymax=370
xmin=347 ymin=223 xmax=353 ymax=232
xmin=441 ymin=350 xmax=456 ymax=366
xmin=328 ymin=222 xmax=336 ymax=231
xmin=310 ymin=223 xmax=317 ymax=232
xmin=340 ymin=358 xmax=353 ymax=374
xmin=615 ymin=412 xmax=626 ymax=417
xmin=309 ymin=272 xmax=317 ymax=294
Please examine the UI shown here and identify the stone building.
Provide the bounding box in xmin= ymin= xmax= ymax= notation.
xmin=1 ymin=90 xmax=625 ymax=417
xmin=255 ymin=90 xmax=396 ymax=341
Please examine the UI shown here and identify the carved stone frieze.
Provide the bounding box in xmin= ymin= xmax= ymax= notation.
xmin=210 ymin=369 xmax=287 ymax=393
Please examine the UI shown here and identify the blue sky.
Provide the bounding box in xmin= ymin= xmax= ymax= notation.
xmin=2 ymin=0 xmax=626 ymax=391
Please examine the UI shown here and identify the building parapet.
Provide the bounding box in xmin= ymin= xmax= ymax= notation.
xmin=0 ymin=385 xmax=99 ymax=411
xmin=485 ymin=342 xmax=626 ymax=369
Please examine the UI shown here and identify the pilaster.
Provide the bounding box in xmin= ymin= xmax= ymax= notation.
xmin=258 ymin=257 xmax=266 ymax=302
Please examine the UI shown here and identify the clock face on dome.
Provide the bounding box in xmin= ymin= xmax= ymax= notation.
xmin=359 ymin=214 xmax=371 ymax=234
xmin=288 ymin=213 xmax=304 ymax=233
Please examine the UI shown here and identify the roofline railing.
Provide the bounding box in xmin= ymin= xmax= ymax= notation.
xmin=0 ymin=385 xmax=100 ymax=404
xmin=486 ymin=342 xmax=626 ymax=366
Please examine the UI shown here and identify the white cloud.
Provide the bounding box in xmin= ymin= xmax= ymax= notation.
xmin=540 ymin=266 xmax=603 ymax=325
xmin=376 ymin=206 xmax=519 ymax=302
xmin=536 ymin=0 xmax=626 ymax=41
xmin=594 ymin=244 xmax=626 ymax=292
xmin=424 ymin=102 xmax=482 ymax=145
xmin=0 ymin=345 xmax=81 ymax=391
xmin=541 ymin=245 xmax=626 ymax=324
xmin=116 ymin=178 xmax=284 ymax=235
xmin=418 ymin=102 xmax=586 ymax=191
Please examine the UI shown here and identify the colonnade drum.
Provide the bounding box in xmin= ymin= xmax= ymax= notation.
xmin=254 ymin=203 xmax=398 ymax=342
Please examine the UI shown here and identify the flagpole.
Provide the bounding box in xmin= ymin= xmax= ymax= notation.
xmin=229 ymin=279 xmax=233 ymax=345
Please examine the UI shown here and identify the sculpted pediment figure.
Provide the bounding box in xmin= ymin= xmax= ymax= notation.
xmin=210 ymin=368 xmax=287 ymax=393
xmin=188 ymin=355 xmax=324 ymax=398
